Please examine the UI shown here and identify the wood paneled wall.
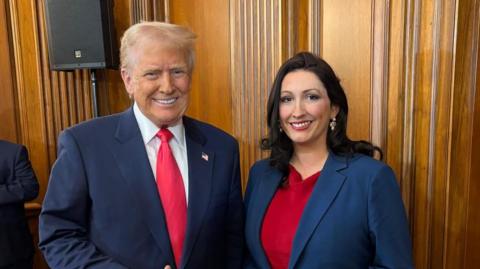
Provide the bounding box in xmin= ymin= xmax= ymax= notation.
xmin=0 ymin=1 xmax=18 ymax=142
xmin=1 ymin=0 xmax=479 ymax=268
xmin=229 ymin=0 xmax=285 ymax=187
xmin=2 ymin=0 xmax=94 ymax=204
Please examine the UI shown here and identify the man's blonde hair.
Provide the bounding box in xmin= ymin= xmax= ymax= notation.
xmin=120 ymin=21 xmax=197 ymax=71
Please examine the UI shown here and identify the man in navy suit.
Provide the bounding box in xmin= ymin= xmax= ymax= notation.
xmin=0 ymin=140 xmax=39 ymax=269
xmin=39 ymin=22 xmax=244 ymax=269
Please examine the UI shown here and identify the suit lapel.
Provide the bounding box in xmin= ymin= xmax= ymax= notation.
xmin=288 ymin=154 xmax=347 ymax=269
xmin=247 ymin=167 xmax=283 ymax=269
xmin=111 ymin=108 xmax=175 ymax=263
xmin=180 ymin=117 xmax=214 ymax=268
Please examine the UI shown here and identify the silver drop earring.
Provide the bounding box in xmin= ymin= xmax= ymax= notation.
xmin=329 ymin=117 xmax=336 ymax=131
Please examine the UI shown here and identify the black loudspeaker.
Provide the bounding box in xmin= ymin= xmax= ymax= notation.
xmin=44 ymin=0 xmax=118 ymax=70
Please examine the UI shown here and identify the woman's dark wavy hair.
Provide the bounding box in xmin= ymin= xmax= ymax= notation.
xmin=262 ymin=52 xmax=383 ymax=177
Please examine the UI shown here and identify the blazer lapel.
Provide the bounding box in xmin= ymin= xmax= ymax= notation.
xmin=180 ymin=117 xmax=214 ymax=268
xmin=247 ymin=167 xmax=283 ymax=269
xmin=288 ymin=154 xmax=347 ymax=269
xmin=111 ymin=108 xmax=175 ymax=263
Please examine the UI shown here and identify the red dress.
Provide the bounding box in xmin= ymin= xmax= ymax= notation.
xmin=261 ymin=165 xmax=320 ymax=269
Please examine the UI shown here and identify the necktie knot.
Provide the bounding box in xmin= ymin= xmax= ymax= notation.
xmin=157 ymin=128 xmax=173 ymax=143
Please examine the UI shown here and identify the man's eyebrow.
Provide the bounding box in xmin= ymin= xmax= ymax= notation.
xmin=170 ymin=65 xmax=188 ymax=69
xmin=142 ymin=68 xmax=161 ymax=73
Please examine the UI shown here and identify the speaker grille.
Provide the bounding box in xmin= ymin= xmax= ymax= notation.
xmin=45 ymin=0 xmax=118 ymax=70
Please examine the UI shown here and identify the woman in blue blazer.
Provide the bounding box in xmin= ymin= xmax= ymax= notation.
xmin=244 ymin=52 xmax=414 ymax=269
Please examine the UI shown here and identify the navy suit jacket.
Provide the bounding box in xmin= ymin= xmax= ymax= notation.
xmin=244 ymin=153 xmax=413 ymax=269
xmin=39 ymin=108 xmax=244 ymax=269
xmin=0 ymin=140 xmax=39 ymax=266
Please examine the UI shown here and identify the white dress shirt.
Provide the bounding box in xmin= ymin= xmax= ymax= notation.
xmin=133 ymin=103 xmax=189 ymax=203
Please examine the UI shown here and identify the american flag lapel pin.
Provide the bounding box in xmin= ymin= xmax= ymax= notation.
xmin=201 ymin=152 xmax=209 ymax=161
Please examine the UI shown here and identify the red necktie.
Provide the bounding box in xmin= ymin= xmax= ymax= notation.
xmin=156 ymin=128 xmax=187 ymax=267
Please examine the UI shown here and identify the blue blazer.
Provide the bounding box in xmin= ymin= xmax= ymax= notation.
xmin=39 ymin=108 xmax=244 ymax=269
xmin=244 ymin=153 xmax=413 ymax=269
xmin=0 ymin=140 xmax=39 ymax=266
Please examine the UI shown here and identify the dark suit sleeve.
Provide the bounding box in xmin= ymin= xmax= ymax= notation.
xmin=242 ymin=163 xmax=260 ymax=269
xmin=225 ymin=142 xmax=245 ymax=269
xmin=39 ymin=131 xmax=128 ymax=269
xmin=0 ymin=145 xmax=39 ymax=205
xmin=243 ymin=162 xmax=260 ymax=209
xmin=368 ymin=165 xmax=414 ymax=269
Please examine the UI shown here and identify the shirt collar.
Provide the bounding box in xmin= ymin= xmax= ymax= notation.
xmin=133 ymin=102 xmax=186 ymax=147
